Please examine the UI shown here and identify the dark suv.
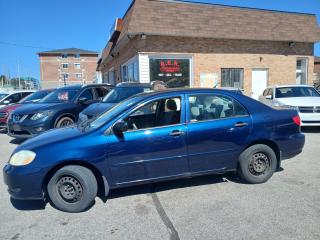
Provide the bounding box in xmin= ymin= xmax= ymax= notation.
xmin=7 ymin=84 xmax=112 ymax=138
xmin=79 ymin=82 xmax=154 ymax=122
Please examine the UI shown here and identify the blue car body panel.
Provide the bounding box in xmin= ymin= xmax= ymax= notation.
xmin=3 ymin=89 xmax=305 ymax=200
xmin=81 ymin=102 xmax=115 ymax=117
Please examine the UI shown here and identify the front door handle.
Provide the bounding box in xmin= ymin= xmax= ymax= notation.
xmin=170 ymin=130 xmax=185 ymax=137
xmin=234 ymin=122 xmax=248 ymax=127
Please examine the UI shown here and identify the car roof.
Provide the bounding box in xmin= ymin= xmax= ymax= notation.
xmin=268 ymin=84 xmax=313 ymax=88
xmin=134 ymin=88 xmax=240 ymax=98
xmin=116 ymin=82 xmax=151 ymax=88
xmin=57 ymin=84 xmax=112 ymax=90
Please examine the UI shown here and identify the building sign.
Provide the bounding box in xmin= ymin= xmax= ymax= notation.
xmin=200 ymin=73 xmax=218 ymax=88
xmin=149 ymin=58 xmax=190 ymax=88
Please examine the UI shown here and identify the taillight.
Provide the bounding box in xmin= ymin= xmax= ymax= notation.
xmin=292 ymin=115 xmax=301 ymax=126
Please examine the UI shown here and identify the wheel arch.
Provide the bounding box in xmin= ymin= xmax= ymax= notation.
xmin=53 ymin=113 xmax=76 ymax=128
xmin=244 ymin=139 xmax=281 ymax=169
xmin=42 ymin=160 xmax=109 ymax=199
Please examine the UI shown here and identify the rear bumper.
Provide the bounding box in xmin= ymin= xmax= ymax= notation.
xmin=278 ymin=133 xmax=305 ymax=161
xmin=3 ymin=164 xmax=46 ymax=200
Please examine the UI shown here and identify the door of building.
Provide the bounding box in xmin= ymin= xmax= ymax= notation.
xmin=252 ymin=69 xmax=268 ymax=100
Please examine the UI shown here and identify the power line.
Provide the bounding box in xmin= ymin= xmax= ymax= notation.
xmin=0 ymin=41 xmax=51 ymax=50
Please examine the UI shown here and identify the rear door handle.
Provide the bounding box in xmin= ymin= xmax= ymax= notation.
xmin=170 ymin=130 xmax=185 ymax=137
xmin=234 ymin=122 xmax=248 ymax=127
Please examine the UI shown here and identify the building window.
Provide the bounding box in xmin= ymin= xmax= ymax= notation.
xmin=122 ymin=61 xmax=138 ymax=82
xmin=62 ymin=73 xmax=69 ymax=79
xmin=221 ymin=68 xmax=244 ymax=89
xmin=149 ymin=58 xmax=190 ymax=88
xmin=75 ymin=54 xmax=80 ymax=58
xmin=76 ymin=73 xmax=82 ymax=79
xmin=75 ymin=63 xmax=81 ymax=69
xmin=62 ymin=63 xmax=68 ymax=69
xmin=62 ymin=54 xmax=68 ymax=59
xmin=296 ymin=58 xmax=308 ymax=84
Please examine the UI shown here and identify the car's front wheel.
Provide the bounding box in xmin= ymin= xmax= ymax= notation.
xmin=47 ymin=165 xmax=98 ymax=213
xmin=238 ymin=144 xmax=277 ymax=184
xmin=55 ymin=116 xmax=74 ymax=128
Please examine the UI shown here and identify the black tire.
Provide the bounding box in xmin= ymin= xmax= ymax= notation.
xmin=47 ymin=165 xmax=98 ymax=213
xmin=237 ymin=144 xmax=277 ymax=184
xmin=55 ymin=116 xmax=74 ymax=128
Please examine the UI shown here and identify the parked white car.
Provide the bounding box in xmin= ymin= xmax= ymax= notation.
xmin=259 ymin=85 xmax=320 ymax=126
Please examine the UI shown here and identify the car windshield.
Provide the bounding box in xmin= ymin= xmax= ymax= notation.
xmin=103 ymin=87 xmax=150 ymax=103
xmin=0 ymin=93 xmax=8 ymax=100
xmin=39 ymin=89 xmax=79 ymax=103
xmin=275 ymin=87 xmax=320 ymax=98
xmin=82 ymin=96 xmax=144 ymax=131
xmin=19 ymin=91 xmax=50 ymax=104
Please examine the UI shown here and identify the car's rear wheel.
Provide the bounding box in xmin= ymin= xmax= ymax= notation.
xmin=55 ymin=116 xmax=74 ymax=128
xmin=47 ymin=165 xmax=97 ymax=213
xmin=238 ymin=144 xmax=277 ymax=184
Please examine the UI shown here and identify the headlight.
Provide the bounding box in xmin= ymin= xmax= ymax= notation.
xmin=31 ymin=111 xmax=53 ymax=120
xmin=9 ymin=150 xmax=36 ymax=166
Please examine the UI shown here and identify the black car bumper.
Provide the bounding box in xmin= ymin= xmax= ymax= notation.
xmin=7 ymin=120 xmax=51 ymax=139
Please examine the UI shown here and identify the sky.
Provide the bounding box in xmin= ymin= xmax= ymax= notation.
xmin=0 ymin=0 xmax=319 ymax=80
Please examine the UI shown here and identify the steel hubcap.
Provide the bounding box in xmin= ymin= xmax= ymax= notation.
xmin=57 ymin=176 xmax=83 ymax=203
xmin=249 ymin=153 xmax=270 ymax=176
xmin=60 ymin=119 xmax=73 ymax=127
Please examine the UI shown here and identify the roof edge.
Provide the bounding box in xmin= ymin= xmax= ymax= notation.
xmin=156 ymin=0 xmax=317 ymax=16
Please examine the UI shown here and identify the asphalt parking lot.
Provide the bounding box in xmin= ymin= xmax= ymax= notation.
xmin=0 ymin=129 xmax=320 ymax=240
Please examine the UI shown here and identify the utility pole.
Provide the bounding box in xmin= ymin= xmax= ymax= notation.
xmin=18 ymin=60 xmax=21 ymax=90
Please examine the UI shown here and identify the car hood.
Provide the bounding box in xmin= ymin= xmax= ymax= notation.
xmin=12 ymin=103 xmax=67 ymax=115
xmin=82 ymin=102 xmax=116 ymax=117
xmin=0 ymin=104 xmax=21 ymax=113
xmin=15 ymin=127 xmax=85 ymax=152
xmin=277 ymin=97 xmax=320 ymax=107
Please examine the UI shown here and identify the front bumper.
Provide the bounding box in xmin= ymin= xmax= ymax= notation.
xmin=3 ymin=164 xmax=46 ymax=200
xmin=300 ymin=113 xmax=320 ymax=126
xmin=7 ymin=118 xmax=52 ymax=139
xmin=0 ymin=121 xmax=7 ymax=130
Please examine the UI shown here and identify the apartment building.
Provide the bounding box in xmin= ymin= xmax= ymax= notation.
xmin=38 ymin=48 xmax=98 ymax=89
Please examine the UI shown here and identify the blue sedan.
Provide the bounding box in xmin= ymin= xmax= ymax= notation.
xmin=3 ymin=88 xmax=305 ymax=212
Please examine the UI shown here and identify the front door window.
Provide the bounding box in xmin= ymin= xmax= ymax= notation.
xmin=125 ymin=97 xmax=181 ymax=131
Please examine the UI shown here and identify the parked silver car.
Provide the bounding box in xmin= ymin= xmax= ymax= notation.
xmin=259 ymin=85 xmax=320 ymax=126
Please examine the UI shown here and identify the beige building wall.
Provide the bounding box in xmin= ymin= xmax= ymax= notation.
xmin=194 ymin=53 xmax=314 ymax=95
xmin=100 ymin=36 xmax=315 ymax=94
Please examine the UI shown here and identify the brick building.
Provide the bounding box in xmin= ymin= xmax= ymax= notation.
xmin=314 ymin=57 xmax=320 ymax=84
xmin=38 ymin=48 xmax=98 ymax=89
xmin=97 ymin=0 xmax=320 ymax=98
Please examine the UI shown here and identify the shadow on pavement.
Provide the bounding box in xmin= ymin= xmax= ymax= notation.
xmin=302 ymin=127 xmax=320 ymax=133
xmin=10 ymin=198 xmax=46 ymax=211
xmin=108 ymin=172 xmax=241 ymax=200
xmin=9 ymin=138 xmax=26 ymax=145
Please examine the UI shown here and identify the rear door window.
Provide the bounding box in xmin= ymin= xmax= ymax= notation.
xmin=188 ymin=94 xmax=248 ymax=122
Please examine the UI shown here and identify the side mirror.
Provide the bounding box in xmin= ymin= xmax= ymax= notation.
xmin=265 ymin=95 xmax=273 ymax=100
xmin=3 ymin=100 xmax=10 ymax=105
xmin=112 ymin=121 xmax=128 ymax=135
